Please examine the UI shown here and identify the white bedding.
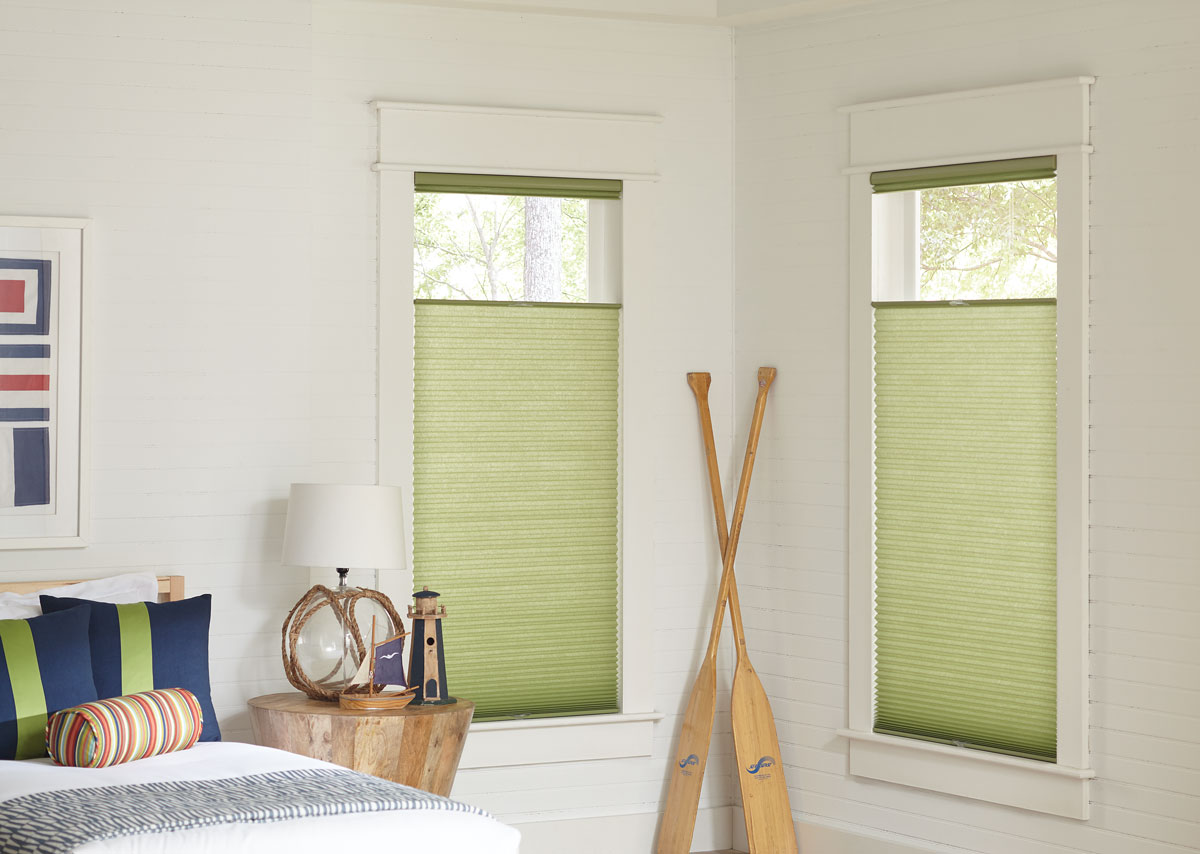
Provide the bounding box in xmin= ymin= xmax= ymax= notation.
xmin=0 ymin=742 xmax=520 ymax=854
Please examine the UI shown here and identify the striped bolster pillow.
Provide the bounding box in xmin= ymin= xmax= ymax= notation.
xmin=45 ymin=688 xmax=204 ymax=768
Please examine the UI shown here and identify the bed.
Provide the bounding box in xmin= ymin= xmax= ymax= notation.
xmin=0 ymin=575 xmax=521 ymax=854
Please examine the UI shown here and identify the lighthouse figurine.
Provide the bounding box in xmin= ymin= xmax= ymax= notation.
xmin=407 ymin=588 xmax=455 ymax=705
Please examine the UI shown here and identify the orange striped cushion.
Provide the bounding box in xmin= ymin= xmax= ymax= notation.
xmin=45 ymin=688 xmax=203 ymax=768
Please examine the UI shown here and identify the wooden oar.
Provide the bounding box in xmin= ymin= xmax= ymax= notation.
xmin=655 ymin=369 xmax=780 ymax=854
xmin=711 ymin=369 xmax=797 ymax=853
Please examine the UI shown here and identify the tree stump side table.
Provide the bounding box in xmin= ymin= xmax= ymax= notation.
xmin=248 ymin=693 xmax=474 ymax=797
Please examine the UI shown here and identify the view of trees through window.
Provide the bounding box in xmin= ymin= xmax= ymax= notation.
xmin=919 ymin=177 xmax=1057 ymax=300
xmin=414 ymin=192 xmax=588 ymax=302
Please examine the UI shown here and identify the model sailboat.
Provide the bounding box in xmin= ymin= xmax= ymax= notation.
xmin=339 ymin=616 xmax=418 ymax=710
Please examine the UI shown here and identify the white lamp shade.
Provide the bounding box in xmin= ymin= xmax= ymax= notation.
xmin=282 ymin=483 xmax=407 ymax=570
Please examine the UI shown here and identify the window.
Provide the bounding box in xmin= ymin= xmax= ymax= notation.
xmin=374 ymin=100 xmax=663 ymax=768
xmin=870 ymin=158 xmax=1058 ymax=762
xmin=841 ymin=78 xmax=1093 ymax=819
xmin=411 ymin=173 xmax=621 ymax=722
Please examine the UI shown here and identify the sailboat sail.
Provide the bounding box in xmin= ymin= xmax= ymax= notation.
xmin=372 ymin=635 xmax=408 ymax=688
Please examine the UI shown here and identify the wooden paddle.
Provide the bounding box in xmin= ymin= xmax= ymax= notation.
xmin=656 ymin=368 xmax=784 ymax=854
xmin=715 ymin=370 xmax=797 ymax=853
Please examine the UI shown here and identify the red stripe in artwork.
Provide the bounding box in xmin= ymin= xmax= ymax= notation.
xmin=0 ymin=281 xmax=24 ymax=313
xmin=0 ymin=375 xmax=48 ymax=391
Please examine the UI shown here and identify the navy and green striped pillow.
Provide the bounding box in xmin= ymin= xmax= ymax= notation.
xmin=40 ymin=595 xmax=220 ymax=743
xmin=0 ymin=605 xmax=99 ymax=760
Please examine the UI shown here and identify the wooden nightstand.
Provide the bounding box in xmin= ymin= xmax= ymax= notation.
xmin=248 ymin=693 xmax=474 ymax=797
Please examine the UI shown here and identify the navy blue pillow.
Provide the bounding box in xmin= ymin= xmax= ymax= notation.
xmin=0 ymin=604 xmax=98 ymax=759
xmin=40 ymin=594 xmax=220 ymax=742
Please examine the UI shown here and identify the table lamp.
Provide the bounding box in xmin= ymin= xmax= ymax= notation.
xmin=280 ymin=483 xmax=407 ymax=700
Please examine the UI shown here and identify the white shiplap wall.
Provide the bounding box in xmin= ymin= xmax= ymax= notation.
xmin=0 ymin=0 xmax=316 ymax=744
xmin=0 ymin=0 xmax=740 ymax=839
xmin=311 ymin=0 xmax=737 ymax=832
xmin=734 ymin=1 xmax=1200 ymax=852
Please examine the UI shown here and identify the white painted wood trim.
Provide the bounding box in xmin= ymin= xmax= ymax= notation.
xmin=733 ymin=809 xmax=952 ymax=854
xmin=508 ymin=805 xmax=732 ymax=854
xmin=376 ymin=169 xmax=417 ymax=607
xmin=840 ymin=730 xmax=1092 ymax=819
xmin=838 ymin=76 xmax=1096 ymax=114
xmin=375 ymin=101 xmax=661 ymax=752
xmin=846 ymin=170 xmax=875 ymax=734
xmin=375 ymin=101 xmax=660 ymax=181
xmin=841 ymin=145 xmax=1095 ymax=176
xmin=616 ymin=179 xmax=655 ymax=715
xmin=460 ymin=711 xmax=664 ymax=768
xmin=842 ymin=77 xmax=1093 ymax=812
xmin=506 ymin=799 xmax=968 ymax=853
xmin=373 ymin=162 xmax=660 ymax=181
xmin=1054 ymin=147 xmax=1090 ymax=770
xmin=371 ymin=100 xmax=663 ymax=125
xmin=843 ymin=78 xmax=1092 ymax=171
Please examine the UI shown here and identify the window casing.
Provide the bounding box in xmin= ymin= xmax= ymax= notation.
xmin=374 ymin=100 xmax=663 ymax=768
xmin=841 ymin=78 xmax=1094 ymax=819
xmin=409 ymin=178 xmax=622 ymax=720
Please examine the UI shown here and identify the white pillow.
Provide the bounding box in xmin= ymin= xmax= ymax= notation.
xmin=0 ymin=572 xmax=161 ymax=620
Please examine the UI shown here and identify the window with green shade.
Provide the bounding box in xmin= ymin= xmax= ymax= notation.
xmin=411 ymin=175 xmax=621 ymax=721
xmin=870 ymin=160 xmax=1059 ymax=761
xmin=872 ymin=300 xmax=1057 ymax=760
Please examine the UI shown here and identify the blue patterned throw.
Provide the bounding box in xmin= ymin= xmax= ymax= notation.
xmin=0 ymin=768 xmax=489 ymax=854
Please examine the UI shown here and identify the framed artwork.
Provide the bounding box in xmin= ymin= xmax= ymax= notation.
xmin=0 ymin=217 xmax=89 ymax=548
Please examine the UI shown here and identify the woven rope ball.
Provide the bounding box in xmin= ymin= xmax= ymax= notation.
xmin=282 ymin=586 xmax=406 ymax=701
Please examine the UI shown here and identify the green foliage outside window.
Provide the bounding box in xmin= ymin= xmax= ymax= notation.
xmin=414 ymin=192 xmax=588 ymax=302
xmin=920 ymin=178 xmax=1056 ymax=300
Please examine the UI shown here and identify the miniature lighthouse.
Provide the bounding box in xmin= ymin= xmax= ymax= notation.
xmin=407 ymin=587 xmax=455 ymax=705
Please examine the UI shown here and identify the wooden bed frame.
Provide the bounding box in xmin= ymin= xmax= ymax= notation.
xmin=0 ymin=575 xmax=186 ymax=602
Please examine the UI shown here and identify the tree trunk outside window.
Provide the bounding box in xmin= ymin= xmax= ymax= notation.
xmin=523 ymin=197 xmax=562 ymax=301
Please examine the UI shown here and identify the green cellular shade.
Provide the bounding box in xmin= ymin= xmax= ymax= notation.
xmin=0 ymin=620 xmax=47 ymax=760
xmin=413 ymin=300 xmax=620 ymax=721
xmin=115 ymin=603 xmax=154 ymax=696
xmin=872 ymin=300 xmax=1057 ymax=761
xmin=871 ymin=156 xmax=1057 ymax=194
xmin=414 ymin=172 xmax=622 ymax=200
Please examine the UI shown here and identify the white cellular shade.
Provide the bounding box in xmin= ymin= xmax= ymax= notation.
xmin=282 ymin=484 xmax=407 ymax=570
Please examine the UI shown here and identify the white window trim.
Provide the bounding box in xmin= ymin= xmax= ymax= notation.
xmin=841 ymin=78 xmax=1094 ymax=819
xmin=374 ymin=101 xmax=664 ymax=768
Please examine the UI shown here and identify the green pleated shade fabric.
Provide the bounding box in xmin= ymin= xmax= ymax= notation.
xmin=413 ymin=300 xmax=620 ymax=721
xmin=414 ymin=172 xmax=622 ymax=200
xmin=872 ymin=300 xmax=1058 ymax=761
xmin=870 ymin=156 xmax=1057 ymax=194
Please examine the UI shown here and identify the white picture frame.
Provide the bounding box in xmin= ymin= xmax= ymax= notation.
xmin=0 ymin=216 xmax=89 ymax=549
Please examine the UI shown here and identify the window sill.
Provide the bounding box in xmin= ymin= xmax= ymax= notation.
xmin=459 ymin=711 xmax=664 ymax=769
xmin=838 ymin=729 xmax=1093 ymax=819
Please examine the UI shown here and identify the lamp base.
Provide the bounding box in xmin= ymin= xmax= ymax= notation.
xmin=281 ymin=584 xmax=405 ymax=702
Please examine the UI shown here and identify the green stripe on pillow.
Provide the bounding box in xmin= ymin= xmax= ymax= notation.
xmin=0 ymin=620 xmax=48 ymax=760
xmin=115 ymin=603 xmax=154 ymax=696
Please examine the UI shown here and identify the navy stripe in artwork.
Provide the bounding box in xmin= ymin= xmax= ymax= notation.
xmin=0 ymin=409 xmax=49 ymax=422
xmin=13 ymin=427 xmax=48 ymax=507
xmin=0 ymin=345 xmax=50 ymax=358
xmin=0 ymin=642 xmax=17 ymax=760
xmin=28 ymin=607 xmax=97 ymax=720
xmin=0 ymin=259 xmax=50 ymax=336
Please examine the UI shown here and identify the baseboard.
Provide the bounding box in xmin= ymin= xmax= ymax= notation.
xmin=730 ymin=812 xmax=945 ymax=854
xmin=509 ymin=806 xmax=941 ymax=854
xmin=509 ymin=805 xmax=733 ymax=853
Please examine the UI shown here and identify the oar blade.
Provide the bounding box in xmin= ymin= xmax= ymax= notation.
xmin=655 ymin=662 xmax=717 ymax=854
xmin=731 ymin=662 xmax=798 ymax=854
